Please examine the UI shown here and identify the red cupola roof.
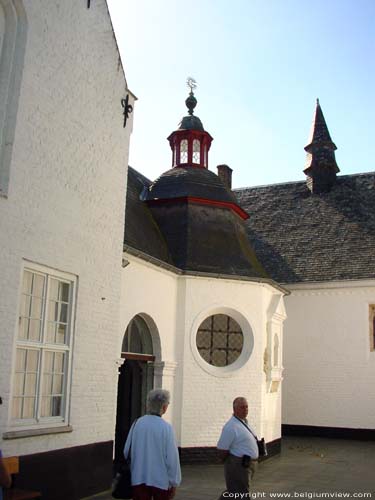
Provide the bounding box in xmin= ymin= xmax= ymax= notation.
xmin=167 ymin=84 xmax=213 ymax=169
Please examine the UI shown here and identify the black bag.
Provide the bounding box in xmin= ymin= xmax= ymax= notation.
xmin=234 ymin=415 xmax=268 ymax=458
xmin=112 ymin=462 xmax=132 ymax=499
xmin=112 ymin=419 xmax=138 ymax=499
xmin=257 ymin=437 xmax=268 ymax=457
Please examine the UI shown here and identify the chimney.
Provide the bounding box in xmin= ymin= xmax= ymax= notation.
xmin=217 ymin=164 xmax=233 ymax=189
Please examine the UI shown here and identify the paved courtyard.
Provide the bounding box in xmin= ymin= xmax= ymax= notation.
xmin=86 ymin=436 xmax=375 ymax=500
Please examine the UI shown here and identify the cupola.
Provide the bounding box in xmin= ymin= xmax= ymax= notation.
xmin=167 ymin=78 xmax=213 ymax=169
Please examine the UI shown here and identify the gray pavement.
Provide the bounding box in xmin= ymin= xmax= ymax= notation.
xmin=86 ymin=436 xmax=375 ymax=499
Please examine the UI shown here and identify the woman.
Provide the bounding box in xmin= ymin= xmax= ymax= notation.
xmin=124 ymin=389 xmax=181 ymax=500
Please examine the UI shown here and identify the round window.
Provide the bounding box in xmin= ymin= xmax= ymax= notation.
xmin=196 ymin=314 xmax=244 ymax=367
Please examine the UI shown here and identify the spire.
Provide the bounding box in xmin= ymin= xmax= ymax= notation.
xmin=303 ymin=99 xmax=340 ymax=194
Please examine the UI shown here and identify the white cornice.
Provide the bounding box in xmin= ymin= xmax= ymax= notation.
xmin=123 ymin=245 xmax=290 ymax=295
xmin=285 ymin=279 xmax=375 ymax=291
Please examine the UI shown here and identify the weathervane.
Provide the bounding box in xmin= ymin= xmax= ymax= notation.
xmin=187 ymin=77 xmax=197 ymax=94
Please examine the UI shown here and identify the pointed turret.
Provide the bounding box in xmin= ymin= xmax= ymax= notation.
xmin=304 ymin=99 xmax=340 ymax=194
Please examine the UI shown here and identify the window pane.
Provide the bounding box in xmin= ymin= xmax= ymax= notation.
xmin=228 ymin=333 xmax=243 ymax=350
xmin=199 ymin=317 xmax=212 ymax=330
xmin=53 ymin=375 xmax=63 ymax=394
xmin=59 ymin=303 xmax=68 ymax=323
xmin=196 ymin=330 xmax=210 ymax=349
xmin=44 ymin=351 xmax=54 ymax=372
xmin=56 ymin=324 xmax=66 ymax=344
xmin=46 ymin=322 xmax=56 ymax=343
xmin=41 ymin=397 xmax=63 ymax=417
xmin=213 ymin=331 xmax=227 ymax=349
xmin=12 ymin=398 xmax=22 ymax=419
xmin=14 ymin=373 xmax=25 ymax=396
xmin=49 ymin=279 xmax=59 ymax=301
xmin=16 ymin=349 xmax=26 ymax=371
xmin=193 ymin=139 xmax=200 ymax=163
xmin=199 ymin=349 xmax=210 ymax=364
xmin=42 ymin=374 xmax=53 ymax=395
xmin=24 ymin=373 xmax=37 ymax=396
xmin=212 ymin=350 xmax=226 ymax=366
xmin=30 ymin=297 xmax=43 ymax=319
xmin=180 ymin=139 xmax=188 ymax=163
xmin=26 ymin=350 xmax=39 ymax=371
xmin=22 ymin=271 xmax=33 ymax=294
xmin=29 ymin=319 xmax=41 ymax=341
xmin=20 ymin=294 xmax=31 ymax=318
xmin=18 ymin=317 xmax=29 ymax=340
xmin=52 ymin=396 xmax=62 ymax=416
xmin=228 ymin=317 xmax=242 ymax=332
xmin=213 ymin=315 xmax=227 ymax=331
xmin=41 ymin=396 xmax=51 ymax=417
xmin=22 ymin=397 xmax=35 ymax=418
xmin=227 ymin=350 xmax=239 ymax=365
xmin=32 ymin=274 xmax=45 ymax=298
xmin=60 ymin=282 xmax=70 ymax=302
xmin=54 ymin=352 xmax=65 ymax=372
xmin=48 ymin=301 xmax=58 ymax=322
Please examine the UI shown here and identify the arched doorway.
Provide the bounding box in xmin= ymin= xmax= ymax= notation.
xmin=114 ymin=315 xmax=156 ymax=465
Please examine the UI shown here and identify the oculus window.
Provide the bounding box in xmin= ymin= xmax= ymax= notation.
xmin=196 ymin=314 xmax=243 ymax=367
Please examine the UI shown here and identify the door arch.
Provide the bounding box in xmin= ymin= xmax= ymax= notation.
xmin=114 ymin=314 xmax=159 ymax=464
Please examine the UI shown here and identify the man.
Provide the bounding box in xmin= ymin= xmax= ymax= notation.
xmin=217 ymin=397 xmax=259 ymax=497
xmin=124 ymin=389 xmax=181 ymax=500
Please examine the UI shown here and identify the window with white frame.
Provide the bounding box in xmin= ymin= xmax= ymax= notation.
xmin=12 ymin=266 xmax=75 ymax=426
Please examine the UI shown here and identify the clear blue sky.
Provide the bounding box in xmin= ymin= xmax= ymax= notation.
xmin=107 ymin=0 xmax=374 ymax=188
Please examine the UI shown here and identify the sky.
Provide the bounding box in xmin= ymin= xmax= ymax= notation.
xmin=107 ymin=0 xmax=375 ymax=189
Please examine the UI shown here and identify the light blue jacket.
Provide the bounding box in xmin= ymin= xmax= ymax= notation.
xmin=124 ymin=415 xmax=181 ymax=490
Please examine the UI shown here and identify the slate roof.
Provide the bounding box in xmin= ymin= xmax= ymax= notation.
xmin=124 ymin=167 xmax=172 ymax=263
xmin=145 ymin=166 xmax=239 ymax=204
xmin=235 ymin=172 xmax=375 ymax=284
xmin=124 ymin=166 xmax=267 ymax=280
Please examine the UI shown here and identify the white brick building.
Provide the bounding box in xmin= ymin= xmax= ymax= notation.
xmin=0 ymin=1 xmax=134 ymax=498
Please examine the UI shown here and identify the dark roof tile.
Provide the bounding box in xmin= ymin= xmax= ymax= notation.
xmin=235 ymin=172 xmax=375 ymax=283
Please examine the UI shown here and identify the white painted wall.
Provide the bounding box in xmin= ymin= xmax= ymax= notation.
xmin=0 ymin=0 xmax=134 ymax=456
xmin=283 ymin=280 xmax=375 ymax=429
xmin=121 ymin=254 xmax=286 ymax=447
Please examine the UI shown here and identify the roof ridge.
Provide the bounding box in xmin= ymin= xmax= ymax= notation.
xmin=235 ymin=170 xmax=375 ymax=192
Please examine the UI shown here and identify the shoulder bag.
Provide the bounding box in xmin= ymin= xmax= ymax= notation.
xmin=234 ymin=416 xmax=268 ymax=457
xmin=112 ymin=419 xmax=137 ymax=499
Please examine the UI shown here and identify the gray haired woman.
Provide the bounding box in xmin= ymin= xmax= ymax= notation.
xmin=124 ymin=389 xmax=181 ymax=500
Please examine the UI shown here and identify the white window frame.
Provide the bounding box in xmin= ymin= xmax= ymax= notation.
xmin=10 ymin=262 xmax=76 ymax=431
